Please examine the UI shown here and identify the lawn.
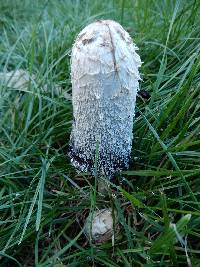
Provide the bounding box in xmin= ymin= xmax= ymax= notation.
xmin=0 ymin=0 xmax=200 ymax=266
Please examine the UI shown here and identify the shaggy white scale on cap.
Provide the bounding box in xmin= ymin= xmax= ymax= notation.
xmin=69 ymin=20 xmax=141 ymax=177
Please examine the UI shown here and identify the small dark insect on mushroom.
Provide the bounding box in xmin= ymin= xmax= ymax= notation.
xmin=69 ymin=20 xmax=142 ymax=178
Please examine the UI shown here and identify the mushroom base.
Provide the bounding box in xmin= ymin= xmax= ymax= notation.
xmin=68 ymin=145 xmax=130 ymax=178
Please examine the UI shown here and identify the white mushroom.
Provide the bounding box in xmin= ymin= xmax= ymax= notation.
xmin=84 ymin=208 xmax=119 ymax=243
xmin=0 ymin=69 xmax=34 ymax=89
xmin=0 ymin=69 xmax=71 ymax=99
xmin=69 ymin=20 xmax=141 ymax=177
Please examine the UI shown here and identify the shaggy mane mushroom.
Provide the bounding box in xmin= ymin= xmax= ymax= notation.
xmin=69 ymin=20 xmax=141 ymax=179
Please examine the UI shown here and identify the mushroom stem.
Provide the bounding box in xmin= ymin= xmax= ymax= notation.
xmin=98 ymin=177 xmax=110 ymax=195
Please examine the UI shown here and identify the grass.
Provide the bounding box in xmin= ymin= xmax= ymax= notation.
xmin=0 ymin=0 xmax=200 ymax=266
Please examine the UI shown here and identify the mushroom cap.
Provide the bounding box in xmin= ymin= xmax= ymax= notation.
xmin=84 ymin=208 xmax=119 ymax=243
